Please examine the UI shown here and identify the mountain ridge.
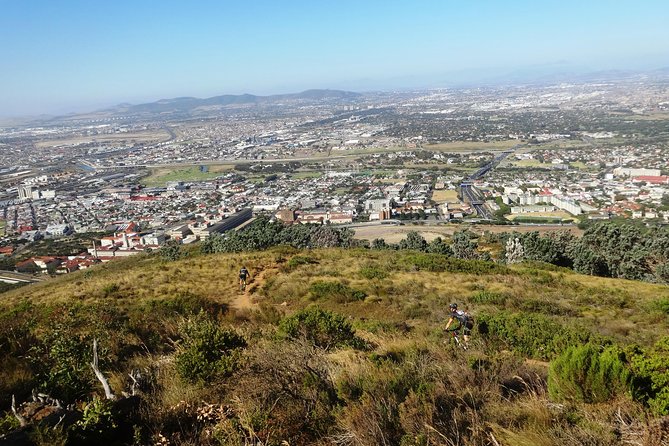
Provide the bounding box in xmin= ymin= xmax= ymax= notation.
xmin=102 ymin=88 xmax=362 ymax=115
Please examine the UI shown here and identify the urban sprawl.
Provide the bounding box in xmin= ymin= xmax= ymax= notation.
xmin=1 ymin=78 xmax=668 ymax=279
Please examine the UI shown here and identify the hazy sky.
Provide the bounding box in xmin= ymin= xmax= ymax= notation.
xmin=1 ymin=0 xmax=668 ymax=116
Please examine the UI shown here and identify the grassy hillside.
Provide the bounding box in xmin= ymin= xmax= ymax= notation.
xmin=1 ymin=247 xmax=668 ymax=445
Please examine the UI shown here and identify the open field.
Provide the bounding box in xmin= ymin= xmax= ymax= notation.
xmin=507 ymin=210 xmax=577 ymax=222
xmin=34 ymin=129 xmax=172 ymax=148
xmin=431 ymin=189 xmax=459 ymax=203
xmin=351 ymin=222 xmax=582 ymax=243
xmin=510 ymin=159 xmax=548 ymax=168
xmin=619 ymin=112 xmax=669 ymax=121
xmin=291 ymin=171 xmax=322 ymax=179
xmin=329 ymin=145 xmax=407 ymax=156
xmin=142 ymin=164 xmax=235 ymax=186
xmin=569 ymin=161 xmax=589 ymax=169
xmin=425 ymin=139 xmax=518 ymax=152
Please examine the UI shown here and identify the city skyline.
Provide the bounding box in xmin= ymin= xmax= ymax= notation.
xmin=2 ymin=0 xmax=669 ymax=116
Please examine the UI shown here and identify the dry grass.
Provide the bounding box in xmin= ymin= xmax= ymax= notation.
xmin=431 ymin=189 xmax=460 ymax=203
xmin=2 ymin=247 xmax=669 ymax=444
xmin=142 ymin=164 xmax=235 ymax=186
xmin=507 ymin=210 xmax=577 ymax=222
xmin=425 ymin=140 xmax=518 ymax=152
xmin=34 ymin=130 xmax=171 ymax=148
xmin=5 ymin=248 xmax=666 ymax=347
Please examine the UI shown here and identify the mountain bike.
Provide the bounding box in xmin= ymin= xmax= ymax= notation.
xmin=239 ymin=277 xmax=247 ymax=292
xmin=446 ymin=328 xmax=468 ymax=350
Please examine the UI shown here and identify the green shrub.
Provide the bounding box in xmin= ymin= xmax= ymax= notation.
xmin=175 ymin=313 xmax=246 ymax=383
xmin=30 ymin=324 xmax=94 ymax=401
xmin=278 ymin=307 xmax=363 ymax=350
xmin=548 ymin=343 xmax=631 ymax=403
xmin=470 ymin=290 xmax=507 ymax=305
xmin=72 ymin=396 xmax=117 ymax=441
xmin=309 ymin=280 xmax=366 ymax=303
xmin=286 ymin=255 xmax=318 ymax=270
xmin=146 ymin=291 xmax=221 ymax=316
xmin=521 ymin=268 xmax=558 ymax=285
xmin=399 ymin=253 xmax=509 ymax=275
xmin=101 ymin=282 xmax=120 ymax=297
xmin=159 ymin=241 xmax=185 ymax=261
xmin=627 ymin=337 xmax=669 ymax=415
xmin=652 ymin=297 xmax=669 ymax=315
xmin=520 ymin=299 xmax=578 ymax=317
xmin=359 ymin=265 xmax=389 ymax=280
xmin=476 ymin=311 xmax=592 ymax=360
xmin=0 ymin=412 xmax=21 ymax=436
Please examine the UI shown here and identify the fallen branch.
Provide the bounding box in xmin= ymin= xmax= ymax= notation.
xmin=11 ymin=395 xmax=28 ymax=427
xmin=90 ymin=339 xmax=116 ymax=400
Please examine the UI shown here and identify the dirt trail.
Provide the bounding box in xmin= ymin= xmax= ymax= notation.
xmin=229 ymin=265 xmax=278 ymax=310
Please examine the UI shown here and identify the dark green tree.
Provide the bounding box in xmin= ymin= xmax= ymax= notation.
xmin=398 ymin=231 xmax=428 ymax=251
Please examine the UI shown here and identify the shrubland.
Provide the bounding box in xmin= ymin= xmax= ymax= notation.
xmin=0 ymin=224 xmax=668 ymax=444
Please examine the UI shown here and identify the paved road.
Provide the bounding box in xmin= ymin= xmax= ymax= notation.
xmin=459 ymin=144 xmax=523 ymax=219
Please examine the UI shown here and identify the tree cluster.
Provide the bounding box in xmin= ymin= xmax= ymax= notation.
xmin=200 ymin=217 xmax=358 ymax=253
xmin=501 ymin=222 xmax=669 ymax=283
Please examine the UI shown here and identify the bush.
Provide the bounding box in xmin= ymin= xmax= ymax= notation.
xmin=31 ymin=324 xmax=95 ymax=401
xmin=627 ymin=337 xmax=669 ymax=415
xmin=175 ymin=313 xmax=246 ymax=383
xmin=159 ymin=241 xmax=184 ymax=261
xmin=0 ymin=412 xmax=21 ymax=436
xmin=359 ymin=265 xmax=389 ymax=280
xmin=652 ymin=297 xmax=669 ymax=315
xmin=309 ymin=280 xmax=366 ymax=303
xmin=286 ymin=255 xmax=318 ymax=270
xmin=101 ymin=282 xmax=120 ymax=298
xmin=548 ymin=343 xmax=631 ymax=403
xmin=278 ymin=307 xmax=363 ymax=350
xmin=71 ymin=396 xmax=117 ymax=442
xmin=399 ymin=253 xmax=509 ymax=275
xmin=476 ymin=311 xmax=592 ymax=360
xmin=470 ymin=290 xmax=507 ymax=305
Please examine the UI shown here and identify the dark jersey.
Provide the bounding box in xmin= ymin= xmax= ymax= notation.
xmin=452 ymin=310 xmax=473 ymax=329
xmin=239 ymin=268 xmax=248 ymax=279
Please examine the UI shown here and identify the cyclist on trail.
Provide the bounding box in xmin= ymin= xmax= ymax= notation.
xmin=238 ymin=266 xmax=250 ymax=290
xmin=444 ymin=303 xmax=473 ymax=347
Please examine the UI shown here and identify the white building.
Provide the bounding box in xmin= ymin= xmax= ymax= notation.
xmin=613 ymin=167 xmax=661 ymax=177
xmin=364 ymin=198 xmax=392 ymax=213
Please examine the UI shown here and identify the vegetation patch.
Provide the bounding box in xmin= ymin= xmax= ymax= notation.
xmin=285 ymin=254 xmax=318 ymax=271
xmin=359 ymin=264 xmax=389 ymax=280
xmin=548 ymin=343 xmax=631 ymax=403
xmin=399 ymin=252 xmax=509 ymax=274
xmin=470 ymin=290 xmax=508 ymax=305
xmin=278 ymin=307 xmax=364 ymax=350
xmin=175 ymin=313 xmax=246 ymax=383
xmin=477 ymin=311 xmax=593 ymax=360
xmin=309 ymin=280 xmax=367 ymax=303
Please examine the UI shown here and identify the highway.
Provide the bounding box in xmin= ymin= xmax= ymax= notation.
xmin=459 ymin=144 xmax=523 ymax=219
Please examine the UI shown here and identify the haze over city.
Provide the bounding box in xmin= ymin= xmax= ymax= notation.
xmin=2 ymin=0 xmax=669 ymax=116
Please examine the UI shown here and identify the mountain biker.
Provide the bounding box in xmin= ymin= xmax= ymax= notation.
xmin=238 ymin=266 xmax=250 ymax=290
xmin=444 ymin=303 xmax=473 ymax=346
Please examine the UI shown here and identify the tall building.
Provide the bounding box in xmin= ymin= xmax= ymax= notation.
xmin=17 ymin=185 xmax=33 ymax=200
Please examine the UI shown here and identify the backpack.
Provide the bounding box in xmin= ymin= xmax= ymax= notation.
xmin=463 ymin=312 xmax=474 ymax=329
xmin=456 ymin=310 xmax=474 ymax=329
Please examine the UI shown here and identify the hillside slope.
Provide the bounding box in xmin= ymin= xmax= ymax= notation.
xmin=1 ymin=248 xmax=668 ymax=445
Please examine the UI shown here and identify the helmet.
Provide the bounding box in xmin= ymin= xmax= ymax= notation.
xmin=449 ymin=303 xmax=458 ymax=310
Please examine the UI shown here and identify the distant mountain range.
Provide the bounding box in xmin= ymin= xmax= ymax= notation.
xmin=102 ymin=89 xmax=362 ymax=115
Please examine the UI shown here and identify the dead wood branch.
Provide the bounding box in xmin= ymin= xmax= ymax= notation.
xmin=90 ymin=338 xmax=116 ymax=400
xmin=11 ymin=395 xmax=28 ymax=427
